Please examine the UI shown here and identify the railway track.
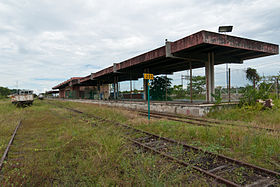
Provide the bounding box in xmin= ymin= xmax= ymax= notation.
xmin=0 ymin=120 xmax=22 ymax=172
xmin=55 ymin=103 xmax=280 ymax=186
xmin=137 ymin=110 xmax=280 ymax=133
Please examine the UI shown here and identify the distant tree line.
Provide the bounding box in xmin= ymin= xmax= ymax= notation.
xmin=0 ymin=87 xmax=19 ymax=98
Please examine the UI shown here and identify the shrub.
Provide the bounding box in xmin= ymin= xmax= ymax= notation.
xmin=239 ymin=85 xmax=269 ymax=106
xmin=211 ymin=91 xmax=222 ymax=105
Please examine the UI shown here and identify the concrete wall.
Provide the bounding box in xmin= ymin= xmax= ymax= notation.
xmin=57 ymin=99 xmax=233 ymax=117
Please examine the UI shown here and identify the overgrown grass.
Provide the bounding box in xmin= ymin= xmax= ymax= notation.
xmin=1 ymin=100 xmax=209 ymax=186
xmin=207 ymin=99 xmax=280 ymax=129
xmin=0 ymin=99 xmax=25 ymax=157
xmin=2 ymin=99 xmax=279 ymax=185
xmin=56 ymin=100 xmax=280 ymax=173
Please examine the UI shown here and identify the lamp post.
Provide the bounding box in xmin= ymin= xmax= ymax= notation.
xmin=219 ymin=26 xmax=233 ymax=102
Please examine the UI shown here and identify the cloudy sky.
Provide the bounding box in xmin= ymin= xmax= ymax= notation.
xmin=0 ymin=0 xmax=279 ymax=93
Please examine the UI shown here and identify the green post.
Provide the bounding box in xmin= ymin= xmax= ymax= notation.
xmin=148 ymin=79 xmax=150 ymax=120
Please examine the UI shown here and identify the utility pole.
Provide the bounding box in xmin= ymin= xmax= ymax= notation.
xmin=16 ymin=80 xmax=19 ymax=94
xmin=228 ymin=68 xmax=231 ymax=102
xmin=116 ymin=77 xmax=119 ymax=99
xmin=226 ymin=63 xmax=229 ymax=100
xmin=181 ymin=74 xmax=190 ymax=102
xmin=276 ymin=77 xmax=279 ymax=99
xmin=190 ymin=63 xmax=193 ymax=103
xmin=113 ymin=77 xmax=116 ymax=99
xmin=165 ymin=74 xmax=167 ymax=101
xmin=181 ymin=75 xmax=188 ymax=88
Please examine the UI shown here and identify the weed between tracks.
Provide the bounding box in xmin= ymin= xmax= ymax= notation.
xmin=55 ymin=100 xmax=280 ymax=174
xmin=0 ymin=100 xmax=210 ymax=186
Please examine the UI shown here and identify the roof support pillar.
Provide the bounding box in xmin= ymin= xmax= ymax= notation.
xmin=130 ymin=71 xmax=132 ymax=100
xmin=59 ymin=89 xmax=65 ymax=98
xmin=113 ymin=76 xmax=116 ymax=100
xmin=97 ymin=81 xmax=101 ymax=100
xmin=205 ymin=52 xmax=215 ymax=103
xmin=190 ymin=63 xmax=193 ymax=103
xmin=165 ymin=74 xmax=168 ymax=101
xmin=116 ymin=76 xmax=119 ymax=100
xmin=96 ymin=80 xmax=100 ymax=100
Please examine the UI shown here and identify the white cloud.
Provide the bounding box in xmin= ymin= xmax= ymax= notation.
xmin=0 ymin=0 xmax=279 ymax=93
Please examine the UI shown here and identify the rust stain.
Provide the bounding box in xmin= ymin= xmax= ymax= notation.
xmin=171 ymin=31 xmax=204 ymax=53
xmin=119 ymin=46 xmax=165 ymax=70
xmin=54 ymin=30 xmax=279 ymax=87
xmin=203 ymin=31 xmax=279 ymax=54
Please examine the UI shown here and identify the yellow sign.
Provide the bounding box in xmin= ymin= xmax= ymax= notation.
xmin=144 ymin=73 xmax=154 ymax=80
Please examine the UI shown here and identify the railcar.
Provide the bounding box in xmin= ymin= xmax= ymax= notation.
xmin=11 ymin=90 xmax=34 ymax=107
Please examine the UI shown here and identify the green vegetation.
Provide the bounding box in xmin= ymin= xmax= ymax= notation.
xmin=171 ymin=85 xmax=187 ymax=99
xmin=246 ymin=67 xmax=260 ymax=88
xmin=235 ymin=68 xmax=279 ymax=106
xmin=211 ymin=91 xmax=222 ymax=104
xmin=0 ymin=100 xmax=25 ymax=155
xmin=239 ymin=85 xmax=269 ymax=106
xmin=0 ymin=87 xmax=11 ymax=99
xmin=1 ymin=99 xmax=279 ymax=185
xmin=0 ymin=100 xmax=207 ymax=186
xmin=150 ymin=76 xmax=172 ymax=101
xmin=186 ymin=76 xmax=206 ymax=95
xmin=56 ymin=100 xmax=280 ymax=171
xmin=170 ymin=76 xmax=206 ymax=100
xmin=208 ymin=99 xmax=280 ymax=129
xmin=0 ymin=87 xmax=29 ymax=99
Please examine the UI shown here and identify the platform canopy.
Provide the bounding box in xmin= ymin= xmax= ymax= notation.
xmin=45 ymin=90 xmax=59 ymax=94
xmin=78 ymin=30 xmax=278 ymax=86
xmin=52 ymin=77 xmax=82 ymax=89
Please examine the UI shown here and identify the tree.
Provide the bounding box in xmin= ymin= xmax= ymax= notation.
xmin=246 ymin=68 xmax=260 ymax=88
xmin=239 ymin=85 xmax=269 ymax=106
xmin=187 ymin=76 xmax=206 ymax=95
xmin=0 ymin=86 xmax=11 ymax=98
xmin=150 ymin=76 xmax=172 ymax=100
xmin=171 ymin=85 xmax=187 ymax=99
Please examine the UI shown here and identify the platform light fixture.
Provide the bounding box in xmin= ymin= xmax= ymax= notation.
xmin=218 ymin=26 xmax=233 ymax=33
xmin=218 ymin=26 xmax=233 ymax=103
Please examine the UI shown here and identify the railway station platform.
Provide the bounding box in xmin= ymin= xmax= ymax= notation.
xmin=52 ymin=99 xmax=237 ymax=117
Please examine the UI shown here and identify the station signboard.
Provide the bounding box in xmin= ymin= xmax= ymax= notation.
xmin=143 ymin=73 xmax=154 ymax=80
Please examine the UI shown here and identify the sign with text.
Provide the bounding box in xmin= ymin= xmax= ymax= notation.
xmin=143 ymin=73 xmax=154 ymax=80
